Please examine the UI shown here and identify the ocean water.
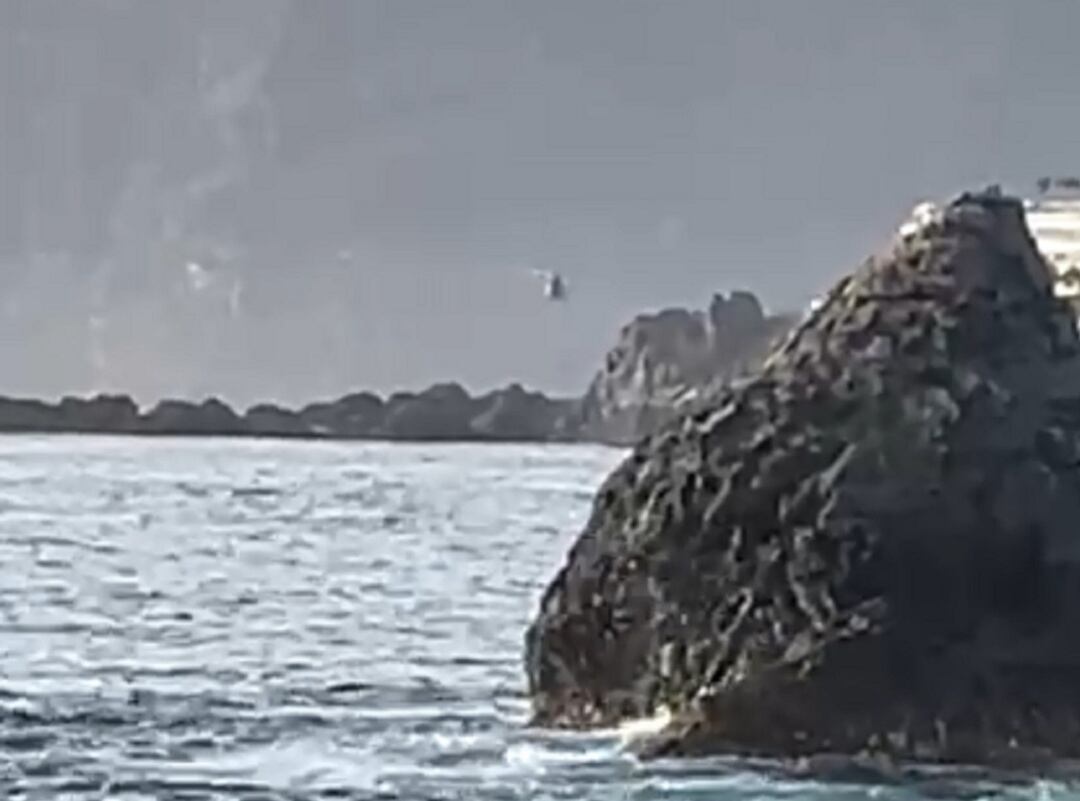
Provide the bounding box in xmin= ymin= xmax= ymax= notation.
xmin=0 ymin=436 xmax=1072 ymax=800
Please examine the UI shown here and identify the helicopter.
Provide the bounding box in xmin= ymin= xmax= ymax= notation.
xmin=1037 ymin=175 xmax=1080 ymax=195
xmin=530 ymin=269 xmax=568 ymax=301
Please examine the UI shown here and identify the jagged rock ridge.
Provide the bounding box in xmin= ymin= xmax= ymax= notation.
xmin=577 ymin=292 xmax=794 ymax=445
xmin=525 ymin=189 xmax=1080 ymax=767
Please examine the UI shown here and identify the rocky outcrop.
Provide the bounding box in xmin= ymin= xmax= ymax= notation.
xmin=0 ymin=398 xmax=71 ymax=432
xmin=373 ymin=382 xmax=581 ymax=441
xmin=0 ymin=383 xmax=577 ymax=442
xmin=471 ymin=384 xmax=578 ymax=442
xmin=299 ymin=392 xmax=385 ymax=438
xmin=0 ymin=394 xmax=140 ymax=433
xmin=525 ymin=189 xmax=1080 ymax=767
xmin=56 ymin=395 xmax=141 ymax=432
xmin=577 ymin=291 xmax=794 ymax=445
xmin=379 ymin=383 xmax=477 ymax=441
xmin=243 ymin=403 xmax=313 ymax=437
xmin=141 ymin=398 xmax=245 ymax=436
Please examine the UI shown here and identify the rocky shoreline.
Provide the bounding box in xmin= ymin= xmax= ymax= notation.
xmin=577 ymin=292 xmax=795 ymax=444
xmin=0 ymin=292 xmax=789 ymax=445
xmin=525 ymin=188 xmax=1080 ymax=767
xmin=0 ymin=382 xmax=581 ymax=443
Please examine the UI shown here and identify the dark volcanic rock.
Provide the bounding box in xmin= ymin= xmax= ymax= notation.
xmin=525 ymin=189 xmax=1080 ymax=766
xmin=577 ymin=291 xmax=794 ymax=445
xmin=140 ymin=398 xmax=244 ymax=435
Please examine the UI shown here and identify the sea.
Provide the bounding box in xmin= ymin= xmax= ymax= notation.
xmin=0 ymin=435 xmax=1071 ymax=800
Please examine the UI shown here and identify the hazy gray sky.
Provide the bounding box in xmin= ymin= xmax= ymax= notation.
xmin=2 ymin=1 xmax=1080 ymax=403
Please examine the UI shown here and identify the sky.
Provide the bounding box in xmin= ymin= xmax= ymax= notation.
xmin=3 ymin=0 xmax=1080 ymax=403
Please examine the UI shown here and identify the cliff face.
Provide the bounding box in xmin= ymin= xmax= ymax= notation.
xmin=526 ymin=189 xmax=1080 ymax=767
xmin=577 ymin=292 xmax=794 ymax=444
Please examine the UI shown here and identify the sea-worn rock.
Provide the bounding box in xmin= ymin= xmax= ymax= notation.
xmin=577 ymin=292 xmax=794 ymax=445
xmin=525 ymin=188 xmax=1080 ymax=767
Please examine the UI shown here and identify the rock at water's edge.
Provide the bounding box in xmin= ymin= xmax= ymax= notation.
xmin=525 ymin=189 xmax=1080 ymax=766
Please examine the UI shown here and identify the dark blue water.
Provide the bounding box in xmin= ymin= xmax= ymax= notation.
xmin=0 ymin=436 xmax=1072 ymax=799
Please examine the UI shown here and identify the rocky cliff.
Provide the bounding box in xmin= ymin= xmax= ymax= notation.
xmin=525 ymin=189 xmax=1080 ymax=767
xmin=577 ymin=292 xmax=794 ymax=444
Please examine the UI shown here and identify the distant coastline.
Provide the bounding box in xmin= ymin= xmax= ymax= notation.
xmin=0 ymin=383 xmax=583 ymax=444
xmin=0 ymin=290 xmax=792 ymax=446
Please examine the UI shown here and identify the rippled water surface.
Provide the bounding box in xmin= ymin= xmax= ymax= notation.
xmin=0 ymin=436 xmax=1074 ymax=800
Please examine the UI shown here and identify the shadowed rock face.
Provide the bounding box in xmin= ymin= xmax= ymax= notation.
xmin=525 ymin=189 xmax=1080 ymax=766
xmin=577 ymin=292 xmax=794 ymax=445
